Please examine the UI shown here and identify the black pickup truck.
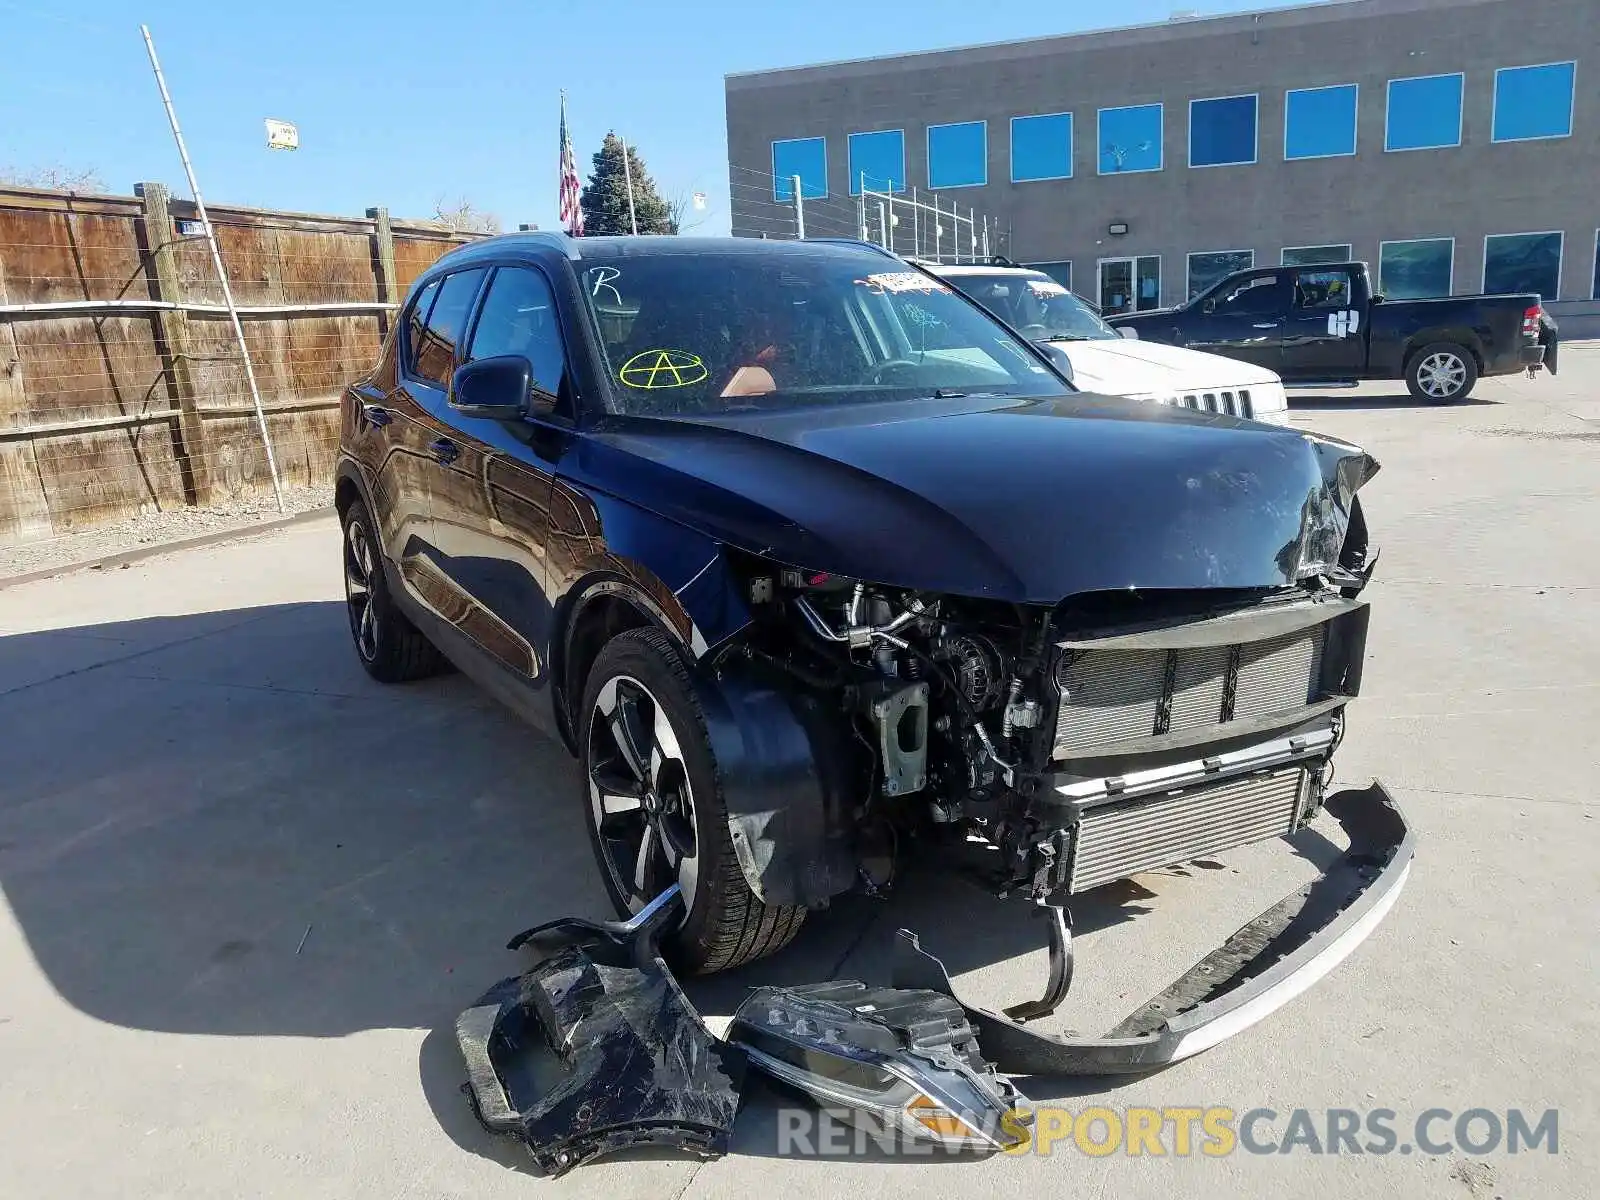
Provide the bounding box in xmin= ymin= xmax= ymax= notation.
xmin=1108 ymin=261 xmax=1558 ymax=403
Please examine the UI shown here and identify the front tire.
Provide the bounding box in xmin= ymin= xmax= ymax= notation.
xmin=578 ymin=626 xmax=806 ymax=973
xmin=1406 ymin=342 xmax=1478 ymax=404
xmin=340 ymin=499 xmax=446 ymax=683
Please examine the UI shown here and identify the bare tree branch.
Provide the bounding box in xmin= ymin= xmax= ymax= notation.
xmin=0 ymin=164 xmax=106 ymax=192
xmin=427 ymin=195 xmax=503 ymax=234
xmin=666 ymin=189 xmax=711 ymax=234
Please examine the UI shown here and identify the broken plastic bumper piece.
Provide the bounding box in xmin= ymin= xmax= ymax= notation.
xmin=454 ymin=885 xmax=744 ymax=1176
xmin=727 ymin=980 xmax=1031 ymax=1152
xmin=896 ymin=782 xmax=1414 ymax=1076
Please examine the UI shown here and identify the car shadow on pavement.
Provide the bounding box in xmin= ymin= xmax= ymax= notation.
xmin=0 ymin=599 xmax=1328 ymax=1171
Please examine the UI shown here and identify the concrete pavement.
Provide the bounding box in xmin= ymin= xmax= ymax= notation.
xmin=1 ymin=354 xmax=1596 ymax=1197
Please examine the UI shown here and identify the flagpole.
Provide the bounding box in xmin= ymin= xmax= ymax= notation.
xmin=620 ymin=136 xmax=639 ymax=236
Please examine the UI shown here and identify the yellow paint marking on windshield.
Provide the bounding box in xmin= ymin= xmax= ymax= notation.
xmin=618 ymin=349 xmax=709 ymax=389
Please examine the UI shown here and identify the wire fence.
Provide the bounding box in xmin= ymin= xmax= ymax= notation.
xmin=727 ymin=164 xmax=1009 ymax=264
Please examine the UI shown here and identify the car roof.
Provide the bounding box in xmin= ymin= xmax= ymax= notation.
xmin=427 ymin=232 xmax=904 ymax=270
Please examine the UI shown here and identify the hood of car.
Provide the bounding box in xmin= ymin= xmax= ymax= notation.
xmin=569 ymin=393 xmax=1377 ymax=605
xmin=1048 ymin=337 xmax=1281 ymax=394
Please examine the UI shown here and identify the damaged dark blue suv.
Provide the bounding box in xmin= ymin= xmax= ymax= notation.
xmin=336 ymin=235 xmax=1410 ymax=1069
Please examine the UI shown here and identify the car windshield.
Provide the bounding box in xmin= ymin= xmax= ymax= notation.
xmin=949 ymin=272 xmax=1119 ymax=342
xmin=578 ymin=248 xmax=1070 ymax=417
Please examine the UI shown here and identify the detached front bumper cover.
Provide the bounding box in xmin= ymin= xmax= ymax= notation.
xmin=454 ymin=886 xmax=744 ymax=1176
xmin=895 ymin=782 xmax=1414 ymax=1075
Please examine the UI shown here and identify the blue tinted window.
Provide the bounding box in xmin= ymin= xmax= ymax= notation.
xmin=1188 ymin=250 xmax=1255 ymax=299
xmin=1098 ymin=104 xmax=1163 ymax=174
xmin=1285 ymin=84 xmax=1358 ymax=159
xmin=1386 ymin=74 xmax=1463 ymax=151
xmin=927 ymin=121 xmax=987 ymax=189
xmin=1484 ymin=232 xmax=1562 ymax=300
xmin=771 ymin=137 xmax=828 ymax=201
xmin=1011 ymin=113 xmax=1074 ymax=182
xmin=848 ymin=130 xmax=906 ymax=194
xmin=1379 ymin=239 xmax=1454 ymax=298
xmin=1189 ymin=95 xmax=1258 ymax=167
xmin=1493 ymin=62 xmax=1576 ymax=142
xmin=1282 ymin=244 xmax=1353 ymax=267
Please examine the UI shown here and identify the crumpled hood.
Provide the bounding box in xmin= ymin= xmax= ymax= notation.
xmin=1052 ymin=338 xmax=1281 ymax=394
xmin=570 ymin=393 xmax=1378 ymax=604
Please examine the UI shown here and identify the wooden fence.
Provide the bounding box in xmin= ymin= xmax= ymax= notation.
xmin=0 ymin=182 xmax=479 ymax=546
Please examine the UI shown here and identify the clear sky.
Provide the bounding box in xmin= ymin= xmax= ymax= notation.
xmin=0 ymin=0 xmax=1316 ymax=233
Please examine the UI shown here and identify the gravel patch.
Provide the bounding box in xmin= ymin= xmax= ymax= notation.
xmin=0 ymin=484 xmax=332 ymax=581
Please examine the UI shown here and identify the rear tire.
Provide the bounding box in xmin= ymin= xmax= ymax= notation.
xmin=1406 ymin=342 xmax=1478 ymax=404
xmin=341 ymin=498 xmax=446 ymax=683
xmin=578 ymin=626 xmax=806 ymax=974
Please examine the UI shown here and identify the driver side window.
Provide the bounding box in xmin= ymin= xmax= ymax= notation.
xmin=1213 ymin=274 xmax=1283 ymax=316
xmin=467 ymin=267 xmax=568 ymax=398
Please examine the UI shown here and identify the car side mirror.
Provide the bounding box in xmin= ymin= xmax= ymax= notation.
xmin=1117 ymin=326 xmax=1139 ymax=340
xmin=449 ymin=355 xmax=537 ymax=420
xmin=1370 ymin=293 xmax=1386 ymax=304
xmin=1202 ymin=298 xmax=1217 ymax=314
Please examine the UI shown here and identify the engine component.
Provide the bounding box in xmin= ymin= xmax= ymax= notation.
xmin=939 ymin=634 xmax=1002 ymax=710
xmin=869 ymin=680 xmax=930 ymax=796
xmin=455 ymin=887 xmax=744 ymax=1176
xmin=727 ymin=980 xmax=1031 ymax=1152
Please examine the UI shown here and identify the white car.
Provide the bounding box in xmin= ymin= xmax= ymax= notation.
xmin=926 ymin=263 xmax=1290 ymax=425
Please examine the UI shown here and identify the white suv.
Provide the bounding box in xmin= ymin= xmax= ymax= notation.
xmin=927 ymin=262 xmax=1290 ymax=425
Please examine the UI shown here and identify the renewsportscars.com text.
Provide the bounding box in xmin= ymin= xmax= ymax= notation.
xmin=776 ymin=1106 xmax=1560 ymax=1158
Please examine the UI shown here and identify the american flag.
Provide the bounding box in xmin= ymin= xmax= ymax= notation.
xmin=558 ymin=93 xmax=584 ymax=237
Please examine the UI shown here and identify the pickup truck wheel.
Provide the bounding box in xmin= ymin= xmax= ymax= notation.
xmin=341 ymin=499 xmax=447 ymax=683
xmin=1406 ymin=343 xmax=1478 ymax=404
xmin=578 ymin=626 xmax=806 ymax=974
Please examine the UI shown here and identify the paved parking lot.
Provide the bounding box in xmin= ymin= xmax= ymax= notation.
xmin=2 ymin=353 xmax=1596 ymax=1198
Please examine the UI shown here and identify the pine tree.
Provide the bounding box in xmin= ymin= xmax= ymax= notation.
xmin=578 ymin=133 xmax=677 ymax=236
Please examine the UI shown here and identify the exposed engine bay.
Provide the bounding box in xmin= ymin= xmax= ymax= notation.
xmin=727 ymin=509 xmax=1377 ymax=916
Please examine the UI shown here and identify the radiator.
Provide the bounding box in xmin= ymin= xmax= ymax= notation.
xmin=1054 ymin=626 xmax=1326 ymax=758
xmin=1068 ymin=767 xmax=1307 ymax=893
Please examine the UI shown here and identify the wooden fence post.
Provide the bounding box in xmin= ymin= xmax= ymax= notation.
xmin=367 ymin=207 xmax=398 ymax=336
xmin=138 ymin=180 xmax=216 ymax=505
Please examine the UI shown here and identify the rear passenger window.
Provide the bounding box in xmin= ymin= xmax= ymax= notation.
xmin=404 ymin=278 xmax=441 ymax=376
xmin=1295 ymin=270 xmax=1354 ymax=310
xmin=412 ymin=269 xmax=486 ymax=386
xmin=468 ymin=267 xmax=568 ymax=397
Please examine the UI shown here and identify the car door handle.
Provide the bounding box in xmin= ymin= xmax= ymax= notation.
xmin=428 ymin=437 xmax=460 ymax=464
xmin=362 ymin=404 xmax=392 ymax=427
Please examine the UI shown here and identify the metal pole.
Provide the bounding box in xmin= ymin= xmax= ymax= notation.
xmin=140 ymin=24 xmax=284 ymax=514
xmin=791 ymin=175 xmax=805 ymax=239
xmin=620 ymin=137 xmax=639 ymax=235
xmin=857 ymin=174 xmax=867 ymax=241
xmin=911 ymin=186 xmax=919 ymax=258
xmin=982 ymin=216 xmax=990 ymax=260
xmin=969 ymin=207 xmax=976 ymax=264
xmin=877 ymin=199 xmax=889 ymax=250
xmin=933 ymin=196 xmax=942 ymax=262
